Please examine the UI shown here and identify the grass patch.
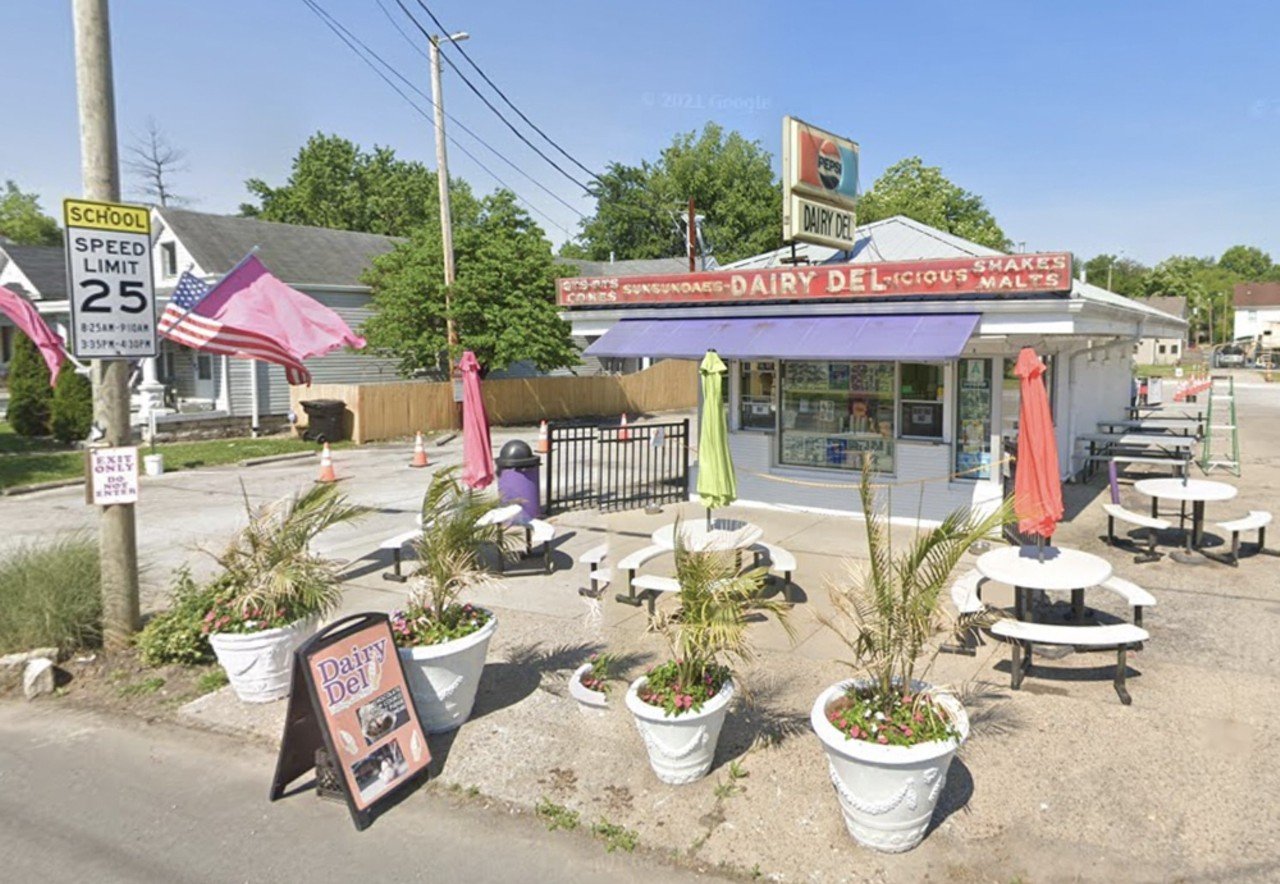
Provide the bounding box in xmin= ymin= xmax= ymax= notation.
xmin=118 ymin=676 xmax=166 ymax=698
xmin=0 ymin=535 xmax=101 ymax=654
xmin=535 ymin=797 xmax=580 ymax=831
xmin=591 ymin=818 xmax=638 ymax=853
xmin=195 ymin=668 xmax=228 ymax=694
xmin=0 ymin=423 xmax=353 ymax=490
xmin=0 ymin=420 xmax=69 ymax=455
xmin=1133 ymin=364 xmax=1192 ymax=378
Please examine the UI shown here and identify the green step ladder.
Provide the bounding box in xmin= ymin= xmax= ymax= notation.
xmin=1200 ymin=374 xmax=1240 ymax=476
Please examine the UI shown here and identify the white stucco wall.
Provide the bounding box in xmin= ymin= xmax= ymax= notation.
xmin=1234 ymin=306 xmax=1280 ymax=342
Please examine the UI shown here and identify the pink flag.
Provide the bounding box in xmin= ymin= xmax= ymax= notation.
xmin=459 ymin=350 xmax=495 ymax=490
xmin=193 ymin=255 xmax=365 ymax=370
xmin=0 ymin=285 xmax=65 ymax=386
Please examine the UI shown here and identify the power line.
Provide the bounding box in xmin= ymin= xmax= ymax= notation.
xmin=407 ymin=0 xmax=603 ymax=185
xmin=391 ymin=0 xmax=595 ymax=194
xmin=298 ymin=0 xmax=577 ymax=237
xmin=308 ymin=0 xmax=585 ymax=221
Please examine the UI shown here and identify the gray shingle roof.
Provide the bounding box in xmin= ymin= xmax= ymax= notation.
xmin=556 ymin=256 xmax=695 ymax=277
xmin=0 ymin=244 xmax=67 ymax=299
xmin=1144 ymin=295 xmax=1186 ymax=320
xmin=158 ymin=208 xmax=399 ymax=288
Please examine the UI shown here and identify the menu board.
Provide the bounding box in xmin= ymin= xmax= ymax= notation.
xmin=270 ymin=613 xmax=431 ymax=830
xmin=955 ymin=358 xmax=993 ymax=479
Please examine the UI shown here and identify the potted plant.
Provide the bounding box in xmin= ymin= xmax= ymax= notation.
xmin=204 ymin=483 xmax=368 ymax=703
xmin=389 ymin=467 xmax=516 ymax=733
xmin=625 ymin=528 xmax=793 ymax=784
xmin=569 ymin=652 xmax=616 ymax=715
xmin=811 ymin=466 xmax=1009 ymax=852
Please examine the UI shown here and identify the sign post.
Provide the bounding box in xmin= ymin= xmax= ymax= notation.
xmin=63 ymin=198 xmax=157 ymax=359
xmin=270 ymin=613 xmax=432 ymax=831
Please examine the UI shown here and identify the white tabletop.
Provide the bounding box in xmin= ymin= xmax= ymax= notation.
xmin=976 ymin=545 xmax=1113 ymax=591
xmin=476 ymin=503 xmax=526 ymax=526
xmin=652 ymin=518 xmax=763 ymax=552
xmin=1078 ymin=432 xmax=1195 ymax=448
xmin=1133 ymin=478 xmax=1238 ymax=503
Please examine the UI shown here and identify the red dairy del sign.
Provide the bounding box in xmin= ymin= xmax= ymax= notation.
xmin=558 ymin=253 xmax=1073 ymax=307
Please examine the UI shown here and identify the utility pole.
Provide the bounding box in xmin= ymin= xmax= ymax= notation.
xmin=429 ymin=30 xmax=468 ymax=426
xmin=71 ymin=0 xmax=139 ymax=650
xmin=687 ymin=197 xmax=696 ymax=273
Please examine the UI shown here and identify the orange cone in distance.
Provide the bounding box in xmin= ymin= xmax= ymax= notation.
xmin=536 ymin=420 xmax=549 ymax=454
xmin=316 ymin=442 xmax=337 ymax=484
xmin=409 ymin=431 xmax=429 ymax=468
xmin=619 ymin=413 xmax=631 ymax=442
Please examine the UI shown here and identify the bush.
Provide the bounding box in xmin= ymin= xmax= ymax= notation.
xmin=136 ymin=568 xmax=222 ymax=667
xmin=50 ymin=367 xmax=93 ymax=444
xmin=5 ymin=334 xmax=53 ymax=437
xmin=0 ymin=535 xmax=101 ymax=653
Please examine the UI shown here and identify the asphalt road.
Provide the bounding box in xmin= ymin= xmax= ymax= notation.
xmin=0 ymin=702 xmax=726 ymax=884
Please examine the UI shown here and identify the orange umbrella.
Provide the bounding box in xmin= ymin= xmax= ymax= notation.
xmin=1013 ymin=347 xmax=1064 ymax=543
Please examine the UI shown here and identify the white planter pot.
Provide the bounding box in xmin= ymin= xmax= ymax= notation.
xmin=625 ymin=675 xmax=733 ymax=785
xmin=398 ymin=611 xmax=497 ymax=734
xmin=208 ymin=616 xmax=319 ymax=704
xmin=811 ymin=680 xmax=968 ymax=853
xmin=143 ymin=453 xmax=164 ymax=476
xmin=568 ymin=662 xmax=608 ymax=716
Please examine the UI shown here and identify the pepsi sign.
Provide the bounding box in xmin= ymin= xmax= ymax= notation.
xmin=783 ymin=117 xmax=859 ymax=211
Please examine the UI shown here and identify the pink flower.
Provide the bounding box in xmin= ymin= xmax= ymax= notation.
xmin=901 ymin=694 xmax=913 ymax=704
xmin=913 ymin=712 xmax=924 ymax=724
xmin=901 ymin=726 xmax=913 ymax=737
xmin=877 ymin=735 xmax=888 ymax=744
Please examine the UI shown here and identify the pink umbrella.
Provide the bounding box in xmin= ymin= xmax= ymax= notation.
xmin=459 ymin=350 xmax=494 ymax=490
xmin=1013 ymin=347 xmax=1064 ymax=549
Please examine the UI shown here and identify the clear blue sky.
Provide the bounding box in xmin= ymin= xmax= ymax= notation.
xmin=4 ymin=0 xmax=1278 ymax=265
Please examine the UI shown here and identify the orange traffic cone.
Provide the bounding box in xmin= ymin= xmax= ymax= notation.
xmin=316 ymin=442 xmax=337 ymax=484
xmin=409 ymin=432 xmax=429 ymax=468
xmin=619 ymin=413 xmax=631 ymax=442
xmin=536 ymin=420 xmax=549 ymax=454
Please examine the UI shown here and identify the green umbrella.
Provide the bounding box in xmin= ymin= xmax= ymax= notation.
xmin=696 ymin=349 xmax=736 ymax=524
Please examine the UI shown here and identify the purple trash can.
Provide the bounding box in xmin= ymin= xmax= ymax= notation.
xmin=496 ymin=439 xmax=541 ymax=522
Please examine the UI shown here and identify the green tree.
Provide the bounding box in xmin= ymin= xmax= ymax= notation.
xmin=362 ymin=190 xmax=577 ymax=377
xmin=0 ymin=180 xmax=61 ymax=246
xmin=5 ymin=334 xmax=53 ymax=437
xmin=1082 ymin=254 xmax=1149 ymax=297
xmin=50 ymin=366 xmax=93 ymax=444
xmin=1218 ymin=245 xmax=1272 ymax=280
xmin=857 ymin=157 xmax=1011 ymax=252
xmin=574 ymin=124 xmax=782 ymax=264
xmin=240 ymin=133 xmax=477 ymax=237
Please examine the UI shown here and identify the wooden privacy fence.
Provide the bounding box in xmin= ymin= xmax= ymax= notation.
xmin=290 ymin=359 xmax=698 ymax=444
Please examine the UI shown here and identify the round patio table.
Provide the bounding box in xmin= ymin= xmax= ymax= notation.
xmin=976 ymin=545 xmax=1113 ymax=621
xmin=1133 ymin=477 xmax=1237 ymax=563
xmin=652 ymin=518 xmax=763 ymax=553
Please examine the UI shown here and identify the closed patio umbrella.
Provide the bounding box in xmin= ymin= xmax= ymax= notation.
xmin=1013 ymin=346 xmax=1064 ymax=557
xmin=696 ymin=349 xmax=736 ymax=525
xmin=459 ymin=350 xmax=495 ymax=490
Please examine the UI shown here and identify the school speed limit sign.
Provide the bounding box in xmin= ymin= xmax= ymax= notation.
xmin=63 ymin=198 xmax=157 ymax=359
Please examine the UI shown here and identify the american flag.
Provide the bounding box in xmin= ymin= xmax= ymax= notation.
xmin=159 ymin=271 xmax=310 ymax=385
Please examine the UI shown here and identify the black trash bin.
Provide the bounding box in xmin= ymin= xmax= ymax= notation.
xmin=299 ymin=399 xmax=347 ymax=443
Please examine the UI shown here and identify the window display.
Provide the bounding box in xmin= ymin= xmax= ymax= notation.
xmin=779 ymin=360 xmax=895 ymax=472
xmin=738 ymin=361 xmax=776 ymax=431
xmin=898 ymin=363 xmax=944 ymax=440
xmin=955 ymin=358 xmax=993 ymax=479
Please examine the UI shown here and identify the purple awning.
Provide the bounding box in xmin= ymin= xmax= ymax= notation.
xmin=584 ymin=314 xmax=980 ymax=360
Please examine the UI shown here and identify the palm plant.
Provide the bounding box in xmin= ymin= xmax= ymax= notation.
xmin=822 ymin=463 xmax=1011 ymax=712
xmin=401 ymin=467 xmax=520 ymax=633
xmin=214 ymin=482 xmax=369 ymax=622
xmin=643 ymin=522 xmax=795 ymax=712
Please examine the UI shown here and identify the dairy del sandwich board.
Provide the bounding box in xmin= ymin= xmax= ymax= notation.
xmin=269 ymin=613 xmax=431 ymax=830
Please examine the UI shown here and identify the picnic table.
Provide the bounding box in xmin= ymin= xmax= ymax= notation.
xmin=651 ymin=518 xmax=763 ymax=552
xmin=1133 ymin=477 xmax=1238 ymax=564
xmin=976 ymin=545 xmax=1114 ymax=621
xmin=1077 ymin=431 xmax=1195 ymax=479
xmin=1096 ymin=418 xmax=1201 ymax=436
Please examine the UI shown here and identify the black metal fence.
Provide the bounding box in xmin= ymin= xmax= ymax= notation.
xmin=544 ymin=418 xmax=690 ymax=515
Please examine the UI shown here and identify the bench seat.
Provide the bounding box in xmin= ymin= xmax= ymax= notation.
xmin=615 ymin=543 xmax=671 ymax=608
xmin=1102 ymin=503 xmax=1170 ymax=563
xmin=631 ymin=574 xmax=681 ymax=616
xmin=497 ymin=518 xmax=557 ymax=574
xmin=750 ymin=542 xmax=798 ymax=601
xmin=1214 ymin=510 xmax=1274 ymax=566
xmin=942 ymin=570 xmax=988 ymax=656
xmin=991 ymin=618 xmax=1149 ymax=705
xmin=379 ymin=529 xmax=421 ymax=583
xmin=578 ymin=542 xmax=610 ymax=597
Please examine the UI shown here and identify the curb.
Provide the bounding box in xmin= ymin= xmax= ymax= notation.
xmin=239 ymin=451 xmax=317 ymax=467
xmin=2 ymin=477 xmax=85 ymax=496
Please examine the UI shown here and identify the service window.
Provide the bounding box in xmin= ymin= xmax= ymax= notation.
xmin=739 ymin=361 xmax=775 ymax=430
xmin=954 ymin=358 xmax=993 ymax=479
xmin=778 ymin=360 xmax=895 ymax=472
xmin=898 ymin=363 xmax=944 ymax=440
